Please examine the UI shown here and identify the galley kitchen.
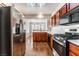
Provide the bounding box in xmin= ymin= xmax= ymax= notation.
xmin=0 ymin=3 xmax=79 ymax=56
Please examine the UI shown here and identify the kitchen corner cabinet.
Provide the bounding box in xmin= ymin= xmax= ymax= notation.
xmin=69 ymin=43 xmax=79 ymax=56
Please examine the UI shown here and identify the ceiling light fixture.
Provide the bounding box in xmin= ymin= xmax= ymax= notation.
xmin=27 ymin=3 xmax=46 ymax=8
xmin=37 ymin=13 xmax=44 ymax=18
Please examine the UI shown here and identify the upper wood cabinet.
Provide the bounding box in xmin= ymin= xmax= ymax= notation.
xmin=51 ymin=12 xmax=60 ymax=27
xmin=51 ymin=16 xmax=54 ymax=26
xmin=66 ymin=3 xmax=70 ymax=12
xmin=50 ymin=3 xmax=79 ymax=27
xmin=53 ymin=15 xmax=56 ymax=26
xmin=62 ymin=3 xmax=79 ymax=14
xmin=69 ymin=3 xmax=79 ymax=11
xmin=48 ymin=19 xmax=51 ymax=27
xmin=51 ymin=17 xmax=53 ymax=26
xmin=59 ymin=4 xmax=67 ymax=17
xmin=55 ymin=12 xmax=60 ymax=25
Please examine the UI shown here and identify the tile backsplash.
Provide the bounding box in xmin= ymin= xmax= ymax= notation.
xmin=51 ymin=24 xmax=79 ymax=34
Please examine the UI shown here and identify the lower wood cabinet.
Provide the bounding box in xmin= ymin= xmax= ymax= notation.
xmin=59 ymin=4 xmax=67 ymax=17
xmin=69 ymin=51 xmax=76 ymax=56
xmin=69 ymin=43 xmax=79 ymax=56
xmin=33 ymin=32 xmax=48 ymax=42
xmin=49 ymin=34 xmax=53 ymax=49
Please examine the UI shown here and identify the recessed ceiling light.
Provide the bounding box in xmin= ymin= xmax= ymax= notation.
xmin=37 ymin=13 xmax=43 ymax=18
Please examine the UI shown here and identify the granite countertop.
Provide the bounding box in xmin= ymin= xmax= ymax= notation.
xmin=68 ymin=40 xmax=79 ymax=46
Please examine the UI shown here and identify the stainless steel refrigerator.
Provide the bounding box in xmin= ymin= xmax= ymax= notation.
xmin=0 ymin=7 xmax=12 ymax=56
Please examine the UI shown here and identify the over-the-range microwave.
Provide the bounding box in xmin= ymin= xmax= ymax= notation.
xmin=60 ymin=12 xmax=79 ymax=25
xmin=71 ymin=12 xmax=79 ymax=22
xmin=59 ymin=15 xmax=71 ymax=25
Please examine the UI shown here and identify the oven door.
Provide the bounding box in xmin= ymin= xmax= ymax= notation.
xmin=53 ymin=40 xmax=66 ymax=56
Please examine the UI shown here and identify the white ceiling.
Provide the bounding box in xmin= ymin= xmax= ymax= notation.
xmin=10 ymin=3 xmax=62 ymax=19
xmin=13 ymin=3 xmax=60 ymax=15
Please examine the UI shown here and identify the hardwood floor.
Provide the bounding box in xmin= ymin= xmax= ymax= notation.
xmin=13 ymin=43 xmax=25 ymax=56
xmin=25 ymin=42 xmax=53 ymax=56
xmin=13 ymin=34 xmax=53 ymax=56
xmin=25 ymin=34 xmax=53 ymax=56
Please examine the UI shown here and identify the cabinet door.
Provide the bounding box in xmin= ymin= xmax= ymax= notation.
xmin=70 ymin=3 xmax=79 ymax=11
xmin=69 ymin=43 xmax=79 ymax=56
xmin=51 ymin=17 xmax=53 ymax=26
xmin=55 ymin=12 xmax=60 ymax=25
xmin=54 ymin=15 xmax=56 ymax=26
xmin=48 ymin=19 xmax=51 ymax=27
xmin=50 ymin=34 xmax=53 ymax=49
xmin=67 ymin=3 xmax=70 ymax=12
xmin=38 ymin=33 xmax=40 ymax=41
xmin=69 ymin=52 xmax=76 ymax=56
xmin=51 ymin=16 xmax=55 ymax=27
xmin=60 ymin=4 xmax=67 ymax=17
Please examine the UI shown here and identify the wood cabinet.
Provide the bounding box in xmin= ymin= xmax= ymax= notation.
xmin=59 ymin=4 xmax=67 ymax=17
xmin=69 ymin=43 xmax=79 ymax=56
xmin=50 ymin=3 xmax=79 ymax=27
xmin=51 ymin=17 xmax=54 ymax=26
xmin=48 ymin=19 xmax=51 ymax=27
xmin=55 ymin=12 xmax=60 ymax=25
xmin=69 ymin=3 xmax=79 ymax=11
xmin=51 ymin=12 xmax=60 ymax=26
xmin=66 ymin=3 xmax=70 ymax=12
xmin=53 ymin=15 xmax=56 ymax=26
xmin=33 ymin=32 xmax=48 ymax=42
xmin=13 ymin=33 xmax=26 ymax=56
xmin=49 ymin=34 xmax=53 ymax=49
xmin=51 ymin=17 xmax=53 ymax=26
xmin=51 ymin=15 xmax=56 ymax=26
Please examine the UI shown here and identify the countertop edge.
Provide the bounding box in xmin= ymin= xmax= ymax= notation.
xmin=68 ymin=40 xmax=79 ymax=46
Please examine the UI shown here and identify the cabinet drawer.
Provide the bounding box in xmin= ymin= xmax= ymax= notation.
xmin=69 ymin=43 xmax=79 ymax=56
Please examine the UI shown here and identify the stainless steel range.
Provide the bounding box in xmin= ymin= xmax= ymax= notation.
xmin=53 ymin=34 xmax=66 ymax=56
